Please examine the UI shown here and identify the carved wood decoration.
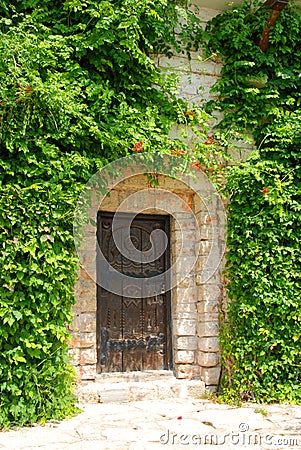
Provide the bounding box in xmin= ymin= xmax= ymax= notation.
xmin=97 ymin=212 xmax=172 ymax=373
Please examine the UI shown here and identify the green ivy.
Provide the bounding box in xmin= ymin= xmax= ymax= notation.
xmin=205 ymin=0 xmax=301 ymax=402
xmin=0 ymin=0 xmax=223 ymax=427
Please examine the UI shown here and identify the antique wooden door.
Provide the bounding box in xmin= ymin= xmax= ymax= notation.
xmin=96 ymin=212 xmax=172 ymax=372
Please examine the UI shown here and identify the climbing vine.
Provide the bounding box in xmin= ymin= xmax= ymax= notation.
xmin=0 ymin=0 xmax=223 ymax=427
xmin=205 ymin=0 xmax=301 ymax=402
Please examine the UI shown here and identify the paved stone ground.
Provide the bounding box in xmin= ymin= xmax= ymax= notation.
xmin=1 ymin=399 xmax=301 ymax=450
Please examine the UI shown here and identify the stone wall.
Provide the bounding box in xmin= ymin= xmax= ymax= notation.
xmin=156 ymin=7 xmax=222 ymax=104
xmin=69 ymin=6 xmax=253 ymax=387
xmin=154 ymin=6 xmax=254 ymax=160
xmin=69 ymin=171 xmax=225 ymax=387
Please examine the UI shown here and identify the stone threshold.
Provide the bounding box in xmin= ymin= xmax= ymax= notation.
xmin=75 ymin=370 xmax=206 ymax=403
xmin=95 ymin=369 xmax=175 ymax=383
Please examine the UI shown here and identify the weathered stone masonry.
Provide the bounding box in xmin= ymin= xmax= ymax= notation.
xmin=69 ymin=172 xmax=225 ymax=387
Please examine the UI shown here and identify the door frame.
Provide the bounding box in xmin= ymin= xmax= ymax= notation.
xmin=96 ymin=211 xmax=173 ymax=372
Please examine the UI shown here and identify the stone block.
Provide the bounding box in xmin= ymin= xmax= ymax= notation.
xmin=198 ymin=211 xmax=217 ymax=226
xmin=153 ymin=192 xmax=186 ymax=213
xmin=174 ymin=311 xmax=198 ymax=322
xmin=176 ymin=220 xmax=199 ymax=234
xmin=197 ymin=351 xmax=220 ymax=368
xmin=74 ymin=278 xmax=97 ymax=313
xmin=174 ymin=350 xmax=195 ymax=364
xmin=198 ymin=337 xmax=219 ymax=353
xmin=129 ymin=385 xmax=157 ymax=401
xmin=78 ymin=253 xmax=96 ymax=270
xmin=75 ymin=276 xmax=96 ymax=292
xmin=80 ymin=348 xmax=97 ymax=365
xmin=80 ymin=312 xmax=96 ymax=332
xmin=77 ymin=259 xmax=96 ymax=282
xmin=157 ymin=381 xmax=182 ymax=399
xmin=80 ymin=364 xmax=97 ymax=380
xmin=153 ymin=174 xmax=177 ymax=190
xmin=174 ymin=192 xmax=192 ymax=209
xmin=201 ymin=284 xmax=223 ymax=302
xmin=75 ymin=291 xmax=97 ymax=313
xmin=67 ymin=332 xmax=81 ymax=349
xmin=69 ymin=313 xmax=80 ymax=332
xmin=173 ymin=286 xmax=197 ymax=304
xmin=198 ymin=312 xmax=219 ymax=322
xmin=177 ymin=336 xmax=198 ymax=351
xmin=80 ymin=332 xmax=97 ymax=348
xmin=200 ymin=246 xmax=221 ymax=264
xmin=197 ymin=60 xmax=222 ymax=77
xmin=173 ymin=319 xmax=196 ymax=336
xmin=197 ymin=301 xmax=219 ymax=314
xmin=182 ymin=227 xmax=199 ymax=241
xmin=75 ymin=382 xmax=100 ymax=403
xmin=172 ymin=302 xmax=197 ymax=315
xmin=175 ymin=364 xmax=201 ymax=380
xmin=99 ymin=190 xmax=120 ymax=211
xmin=114 ymin=175 xmax=139 ymax=189
xmin=198 ymin=321 xmax=219 ymax=337
xmin=200 ymin=366 xmax=221 ymax=386
xmin=176 ymin=256 xmax=198 ymax=277
xmin=99 ymin=385 xmax=130 ymax=403
xmin=172 ymin=210 xmax=194 ymax=220
xmin=126 ymin=190 xmax=159 ymax=212
xmin=138 ymin=192 xmax=160 ymax=208
xmin=196 ymin=270 xmax=222 ymax=286
xmin=204 ymin=238 xmax=224 ymax=261
xmin=230 ymin=146 xmax=253 ymax=162
xmin=172 ymin=239 xmax=196 ymax=256
xmin=182 ymin=76 xmax=216 ymax=102
xmin=174 ymin=276 xmax=196 ymax=289
xmin=194 ymin=202 xmax=205 ymax=217
xmin=185 ymin=380 xmax=206 ymax=399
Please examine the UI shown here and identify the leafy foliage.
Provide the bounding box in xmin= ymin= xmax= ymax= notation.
xmin=205 ymin=0 xmax=301 ymax=402
xmin=0 ymin=0 xmax=217 ymax=427
xmin=206 ymin=0 xmax=301 ymax=138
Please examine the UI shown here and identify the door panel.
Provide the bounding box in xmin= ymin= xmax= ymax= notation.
xmin=97 ymin=212 xmax=172 ymax=372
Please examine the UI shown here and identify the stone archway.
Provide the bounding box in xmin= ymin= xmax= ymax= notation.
xmin=69 ymin=165 xmax=225 ymax=389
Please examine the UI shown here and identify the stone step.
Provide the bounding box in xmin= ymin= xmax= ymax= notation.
xmin=94 ymin=369 xmax=174 ymax=384
xmin=75 ymin=373 xmax=206 ymax=404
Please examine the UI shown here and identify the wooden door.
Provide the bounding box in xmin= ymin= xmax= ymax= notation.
xmin=96 ymin=212 xmax=172 ymax=372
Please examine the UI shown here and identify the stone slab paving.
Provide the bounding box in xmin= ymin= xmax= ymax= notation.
xmin=1 ymin=399 xmax=301 ymax=450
